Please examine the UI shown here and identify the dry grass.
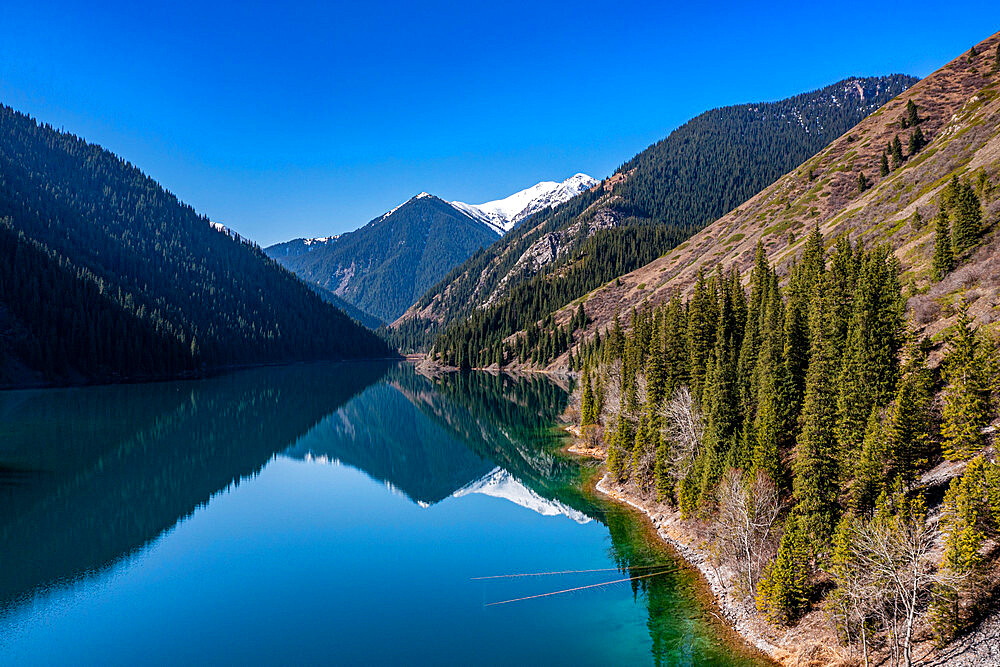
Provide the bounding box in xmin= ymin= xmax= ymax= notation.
xmin=543 ymin=30 xmax=1000 ymax=372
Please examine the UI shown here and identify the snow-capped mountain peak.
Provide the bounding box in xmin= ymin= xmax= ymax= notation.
xmin=450 ymin=173 xmax=598 ymax=235
xmin=452 ymin=467 xmax=592 ymax=524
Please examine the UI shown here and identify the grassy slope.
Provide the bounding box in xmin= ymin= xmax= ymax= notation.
xmin=394 ymin=76 xmax=916 ymax=335
xmin=545 ymin=30 xmax=1000 ymax=371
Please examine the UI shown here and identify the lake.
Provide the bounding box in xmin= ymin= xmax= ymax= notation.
xmin=0 ymin=362 xmax=765 ymax=665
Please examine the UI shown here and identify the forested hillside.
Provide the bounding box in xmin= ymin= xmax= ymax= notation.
xmin=266 ymin=194 xmax=499 ymax=322
xmin=399 ymin=75 xmax=917 ymax=359
xmin=0 ymin=105 xmax=391 ymax=387
xmin=536 ymin=32 xmax=1000 ymax=373
xmin=559 ymin=32 xmax=1000 ymax=665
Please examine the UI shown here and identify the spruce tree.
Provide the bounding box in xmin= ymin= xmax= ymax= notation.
xmin=949 ymin=177 xmax=982 ymax=254
xmin=941 ymin=455 xmax=1000 ymax=577
xmin=700 ymin=341 xmax=739 ymax=502
xmin=835 ymin=246 xmax=904 ymax=463
xmin=852 ymin=348 xmax=935 ymax=514
xmin=941 ymin=313 xmax=994 ymax=461
xmin=646 ymin=315 xmax=667 ymax=406
xmin=794 ymin=293 xmax=841 ymax=543
xmin=632 ymin=410 xmax=657 ymax=488
xmin=822 ymin=237 xmax=856 ymax=369
xmin=687 ymin=270 xmax=718 ymax=400
xmin=606 ymin=413 xmax=634 ymax=481
xmin=581 ymin=368 xmax=597 ymax=426
xmin=737 ymin=242 xmax=771 ymax=420
xmin=751 ymin=371 xmax=784 ymax=488
xmin=906 ymin=99 xmax=920 ymax=127
xmin=663 ymin=295 xmax=689 ymax=393
xmin=908 ymin=126 xmax=925 ymax=155
xmin=784 ymin=280 xmax=811 ymax=414
xmin=757 ymin=514 xmax=812 ymax=625
xmin=932 ymin=206 xmax=954 ymax=279
xmin=880 ymin=151 xmax=890 ymax=177
xmin=891 ymin=135 xmax=904 ymax=167
xmin=857 ymin=171 xmax=870 ymax=194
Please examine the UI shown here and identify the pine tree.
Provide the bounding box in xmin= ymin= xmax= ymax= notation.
xmin=941 ymin=313 xmax=994 ymax=461
xmin=757 ymin=515 xmax=812 ymax=625
xmin=908 ymin=126 xmax=926 ymax=155
xmin=880 ymin=151 xmax=890 ymax=177
xmin=794 ymin=294 xmax=840 ymax=543
xmin=891 ymin=135 xmax=904 ymax=167
xmin=932 ymin=206 xmax=954 ymax=280
xmin=906 ymin=99 xmax=920 ymax=128
xmin=857 ymin=171 xmax=870 ymax=194
xmin=948 ymin=176 xmax=982 ymax=254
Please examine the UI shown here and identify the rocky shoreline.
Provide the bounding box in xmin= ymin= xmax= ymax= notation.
xmin=593 ymin=472 xmax=1000 ymax=667
xmin=594 ymin=473 xmax=841 ymax=666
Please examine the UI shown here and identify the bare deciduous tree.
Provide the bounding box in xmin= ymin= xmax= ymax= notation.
xmin=659 ymin=386 xmax=704 ymax=484
xmin=715 ymin=469 xmax=783 ymax=599
xmin=600 ymin=359 xmax=624 ymax=422
xmin=846 ymin=499 xmax=939 ymax=667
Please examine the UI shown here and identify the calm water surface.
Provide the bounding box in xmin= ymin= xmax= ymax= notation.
xmin=0 ymin=362 xmax=765 ymax=665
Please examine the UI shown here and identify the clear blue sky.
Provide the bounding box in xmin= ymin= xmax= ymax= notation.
xmin=1 ymin=2 xmax=996 ymax=246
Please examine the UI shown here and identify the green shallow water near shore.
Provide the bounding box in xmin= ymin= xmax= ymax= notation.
xmin=0 ymin=362 xmax=766 ymax=666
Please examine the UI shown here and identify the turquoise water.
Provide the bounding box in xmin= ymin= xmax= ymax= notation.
xmin=0 ymin=363 xmax=764 ymax=665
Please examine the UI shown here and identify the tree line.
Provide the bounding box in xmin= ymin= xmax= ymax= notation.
xmin=395 ymin=76 xmax=918 ymax=357
xmin=573 ymin=227 xmax=997 ymax=665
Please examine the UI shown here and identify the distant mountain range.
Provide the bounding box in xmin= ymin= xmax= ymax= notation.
xmin=265 ymin=174 xmax=596 ymax=323
xmin=394 ymin=75 xmax=920 ymax=362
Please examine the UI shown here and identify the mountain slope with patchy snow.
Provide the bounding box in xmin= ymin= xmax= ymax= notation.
xmin=451 ymin=173 xmax=597 ymax=234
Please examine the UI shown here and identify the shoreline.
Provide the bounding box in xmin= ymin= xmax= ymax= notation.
xmin=590 ymin=471 xmax=1000 ymax=667
xmin=593 ymin=473 xmax=796 ymax=665
xmin=0 ymin=355 xmax=403 ymax=393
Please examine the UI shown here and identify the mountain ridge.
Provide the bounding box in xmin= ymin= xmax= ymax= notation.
xmin=450 ymin=173 xmax=598 ymax=234
xmin=415 ymin=74 xmax=919 ymax=365
xmin=265 ymin=193 xmax=499 ymax=322
xmin=539 ymin=31 xmax=1000 ymax=372
xmin=265 ymin=175 xmax=597 ymax=323
xmin=0 ymin=104 xmax=391 ymax=387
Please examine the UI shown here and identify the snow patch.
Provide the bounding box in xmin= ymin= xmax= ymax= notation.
xmin=451 ymin=173 xmax=598 ymax=235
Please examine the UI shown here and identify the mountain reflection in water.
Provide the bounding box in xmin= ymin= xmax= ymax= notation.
xmin=0 ymin=362 xmax=763 ymax=666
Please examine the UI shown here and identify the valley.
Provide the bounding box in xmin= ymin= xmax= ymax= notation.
xmin=2 ymin=11 xmax=1000 ymax=667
